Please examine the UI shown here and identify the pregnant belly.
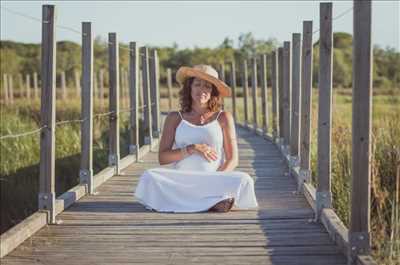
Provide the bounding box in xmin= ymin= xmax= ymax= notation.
xmin=174 ymin=153 xmax=223 ymax=172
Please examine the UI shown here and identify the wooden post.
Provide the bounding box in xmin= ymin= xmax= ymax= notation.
xmin=3 ymin=74 xmax=9 ymax=103
xmin=278 ymin=48 xmax=284 ymax=143
xmin=348 ymin=1 xmax=373 ymax=263
xmin=141 ymin=47 xmax=152 ymax=146
xmin=167 ymin=68 xmax=173 ymax=110
xmin=271 ymin=51 xmax=279 ymax=140
xmin=99 ymin=69 xmax=104 ymax=109
xmin=33 ymin=72 xmax=39 ymax=99
xmin=242 ymin=60 xmax=249 ymax=126
xmin=260 ymin=54 xmax=269 ymax=135
xmin=61 ymin=71 xmax=67 ymax=100
xmin=80 ymin=22 xmax=94 ymax=194
xmin=25 ymin=74 xmax=31 ymax=99
xmin=8 ymin=75 xmax=14 ymax=103
xmin=219 ymin=63 xmax=225 ymax=83
xmin=299 ymin=21 xmax=313 ymax=186
xmin=150 ymin=49 xmax=161 ymax=138
xmin=120 ymin=67 xmax=125 ymax=108
xmin=129 ymin=42 xmax=140 ymax=161
xmin=290 ymin=33 xmax=301 ymax=163
xmin=39 ymin=4 xmax=56 ymax=224
xmin=18 ymin=73 xmax=23 ymax=96
xmin=282 ymin=41 xmax=292 ymax=150
xmin=75 ymin=70 xmax=80 ymax=98
xmin=93 ymin=70 xmax=98 ymax=103
xmin=229 ymin=61 xmax=237 ymax=122
xmin=108 ymin=33 xmax=120 ymax=174
xmin=316 ymin=2 xmax=333 ymax=219
xmin=251 ymin=56 xmax=258 ymax=132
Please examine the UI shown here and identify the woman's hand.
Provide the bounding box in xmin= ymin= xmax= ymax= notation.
xmin=188 ymin=144 xmax=218 ymax=162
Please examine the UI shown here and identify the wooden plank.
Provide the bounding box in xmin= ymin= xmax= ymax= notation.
xmin=80 ymin=21 xmax=94 ymax=194
xmin=108 ymin=32 xmax=120 ymax=174
xmin=316 ymin=2 xmax=333 ymax=218
xmin=299 ymin=20 xmax=313 ymax=182
xmin=290 ymin=33 xmax=301 ymax=158
xmin=349 ymin=0 xmax=373 ymax=262
xmin=39 ymin=4 xmax=56 ymax=224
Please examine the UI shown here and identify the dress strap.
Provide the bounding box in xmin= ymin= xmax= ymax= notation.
xmin=215 ymin=110 xmax=223 ymax=120
xmin=177 ymin=111 xmax=184 ymax=120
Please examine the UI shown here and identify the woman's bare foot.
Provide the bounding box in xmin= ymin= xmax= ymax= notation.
xmin=208 ymin=198 xmax=235 ymax=212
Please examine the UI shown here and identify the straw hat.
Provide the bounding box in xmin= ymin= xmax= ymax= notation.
xmin=176 ymin=64 xmax=231 ymax=97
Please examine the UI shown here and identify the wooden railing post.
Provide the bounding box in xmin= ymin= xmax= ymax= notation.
xmin=251 ymin=56 xmax=258 ymax=132
xmin=229 ymin=61 xmax=237 ymax=122
xmin=108 ymin=32 xmax=120 ymax=175
xmin=18 ymin=73 xmax=23 ymax=95
xmin=282 ymin=41 xmax=292 ymax=153
xmin=271 ymin=51 xmax=279 ymax=140
xmin=260 ymin=54 xmax=269 ymax=135
xmin=79 ymin=21 xmax=94 ymax=194
xmin=8 ymin=75 xmax=14 ymax=104
xmin=316 ymin=2 xmax=333 ymax=220
xmin=61 ymin=71 xmax=67 ymax=100
xmin=99 ymin=69 xmax=104 ymax=109
xmin=129 ymin=42 xmax=140 ymax=161
xmin=3 ymin=74 xmax=9 ymax=104
xmin=278 ymin=48 xmax=284 ymax=145
xmin=33 ymin=72 xmax=39 ymax=99
xmin=219 ymin=63 xmax=225 ymax=83
xmin=25 ymin=74 xmax=31 ymax=99
xmin=290 ymin=33 xmax=301 ymax=166
xmin=299 ymin=21 xmax=313 ymax=187
xmin=167 ymin=68 xmax=173 ymax=110
xmin=39 ymin=4 xmax=56 ymax=224
xmin=150 ymin=49 xmax=161 ymax=138
xmin=75 ymin=69 xmax=80 ymax=98
xmin=242 ymin=60 xmax=249 ymax=127
xmin=348 ymin=1 xmax=373 ymax=263
xmin=141 ymin=46 xmax=153 ymax=147
xmin=93 ymin=70 xmax=98 ymax=102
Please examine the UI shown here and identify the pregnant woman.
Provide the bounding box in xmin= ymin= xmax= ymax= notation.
xmin=134 ymin=64 xmax=258 ymax=213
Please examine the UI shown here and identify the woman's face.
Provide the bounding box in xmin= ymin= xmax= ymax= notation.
xmin=190 ymin=77 xmax=213 ymax=105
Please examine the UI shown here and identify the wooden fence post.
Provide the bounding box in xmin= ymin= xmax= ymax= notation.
xmin=229 ymin=61 xmax=237 ymax=122
xmin=271 ymin=51 xmax=279 ymax=140
xmin=8 ymin=75 xmax=14 ymax=103
xmin=61 ymin=71 xmax=67 ymax=100
xmin=3 ymin=74 xmax=9 ymax=103
xmin=299 ymin=21 xmax=314 ymax=187
xmin=80 ymin=21 xmax=94 ymax=194
xmin=278 ymin=47 xmax=284 ymax=145
xmin=219 ymin=63 xmax=225 ymax=83
xmin=251 ymin=56 xmax=258 ymax=132
xmin=18 ymin=73 xmax=24 ymax=96
xmin=150 ymin=49 xmax=161 ymax=138
xmin=129 ymin=42 xmax=140 ymax=161
xmin=316 ymin=2 xmax=333 ymax=220
xmin=282 ymin=41 xmax=292 ymax=152
xmin=93 ymin=70 xmax=98 ymax=103
xmin=141 ymin=47 xmax=152 ymax=147
xmin=167 ymin=68 xmax=173 ymax=110
xmin=99 ymin=69 xmax=104 ymax=109
xmin=290 ymin=33 xmax=301 ymax=166
xmin=33 ymin=72 xmax=39 ymax=99
xmin=242 ymin=60 xmax=249 ymax=127
xmin=348 ymin=1 xmax=373 ymax=263
xmin=39 ymin=4 xmax=56 ymax=224
xmin=260 ymin=54 xmax=269 ymax=135
xmin=75 ymin=70 xmax=80 ymax=98
xmin=108 ymin=32 xmax=120 ymax=175
xmin=25 ymin=74 xmax=31 ymax=99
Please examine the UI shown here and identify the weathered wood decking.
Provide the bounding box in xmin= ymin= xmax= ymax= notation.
xmin=1 ymin=126 xmax=347 ymax=265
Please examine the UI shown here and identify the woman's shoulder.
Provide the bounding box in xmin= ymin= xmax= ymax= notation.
xmin=217 ymin=110 xmax=234 ymax=127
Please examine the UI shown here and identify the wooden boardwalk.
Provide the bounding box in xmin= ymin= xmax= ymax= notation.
xmin=1 ymin=126 xmax=347 ymax=265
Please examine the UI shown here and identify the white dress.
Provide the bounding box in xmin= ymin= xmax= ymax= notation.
xmin=134 ymin=110 xmax=259 ymax=212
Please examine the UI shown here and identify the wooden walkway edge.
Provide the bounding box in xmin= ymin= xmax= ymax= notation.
xmin=1 ymin=124 xmax=347 ymax=265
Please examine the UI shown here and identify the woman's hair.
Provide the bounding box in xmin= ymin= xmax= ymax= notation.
xmin=178 ymin=77 xmax=222 ymax=113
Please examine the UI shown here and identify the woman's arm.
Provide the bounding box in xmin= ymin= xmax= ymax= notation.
xmin=217 ymin=111 xmax=239 ymax=171
xmin=158 ymin=112 xmax=193 ymax=165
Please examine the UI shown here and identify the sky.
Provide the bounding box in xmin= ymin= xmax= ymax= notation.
xmin=1 ymin=0 xmax=399 ymax=50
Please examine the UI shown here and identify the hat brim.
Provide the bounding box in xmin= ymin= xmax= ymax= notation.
xmin=176 ymin=67 xmax=231 ymax=97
